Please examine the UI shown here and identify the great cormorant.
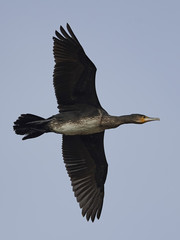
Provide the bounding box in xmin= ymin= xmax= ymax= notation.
xmin=13 ymin=24 xmax=159 ymax=222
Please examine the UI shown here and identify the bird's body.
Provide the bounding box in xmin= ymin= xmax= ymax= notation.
xmin=48 ymin=107 xmax=105 ymax=135
xmin=13 ymin=24 xmax=159 ymax=222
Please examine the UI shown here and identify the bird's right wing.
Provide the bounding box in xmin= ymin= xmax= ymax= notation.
xmin=53 ymin=24 xmax=102 ymax=112
xmin=62 ymin=132 xmax=108 ymax=222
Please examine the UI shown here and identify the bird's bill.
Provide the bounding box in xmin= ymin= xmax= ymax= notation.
xmin=143 ymin=116 xmax=160 ymax=123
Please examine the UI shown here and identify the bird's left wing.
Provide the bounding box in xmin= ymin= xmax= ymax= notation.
xmin=62 ymin=132 xmax=108 ymax=222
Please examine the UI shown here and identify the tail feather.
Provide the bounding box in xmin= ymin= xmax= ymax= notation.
xmin=13 ymin=114 xmax=48 ymax=140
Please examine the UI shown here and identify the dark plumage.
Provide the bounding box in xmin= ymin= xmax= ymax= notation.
xmin=13 ymin=24 xmax=159 ymax=222
xmin=53 ymin=24 xmax=101 ymax=111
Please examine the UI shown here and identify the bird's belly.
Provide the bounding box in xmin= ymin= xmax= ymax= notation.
xmin=50 ymin=117 xmax=102 ymax=135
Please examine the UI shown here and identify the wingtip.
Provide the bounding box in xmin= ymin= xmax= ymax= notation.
xmin=60 ymin=25 xmax=64 ymax=33
xmin=66 ymin=23 xmax=72 ymax=32
xmin=55 ymin=30 xmax=58 ymax=36
xmin=66 ymin=23 xmax=73 ymax=34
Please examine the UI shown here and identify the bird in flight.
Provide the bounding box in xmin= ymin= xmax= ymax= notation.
xmin=13 ymin=24 xmax=159 ymax=222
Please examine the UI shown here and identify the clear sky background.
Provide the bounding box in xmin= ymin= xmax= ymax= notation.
xmin=1 ymin=0 xmax=180 ymax=239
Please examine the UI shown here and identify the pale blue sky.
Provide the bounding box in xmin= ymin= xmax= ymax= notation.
xmin=1 ymin=0 xmax=180 ymax=239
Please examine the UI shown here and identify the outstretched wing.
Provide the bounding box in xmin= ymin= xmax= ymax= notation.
xmin=53 ymin=24 xmax=102 ymax=112
xmin=62 ymin=132 xmax=108 ymax=222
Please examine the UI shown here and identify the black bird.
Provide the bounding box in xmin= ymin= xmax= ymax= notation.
xmin=13 ymin=24 xmax=159 ymax=222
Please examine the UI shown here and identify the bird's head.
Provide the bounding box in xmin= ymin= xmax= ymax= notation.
xmin=130 ymin=114 xmax=160 ymax=124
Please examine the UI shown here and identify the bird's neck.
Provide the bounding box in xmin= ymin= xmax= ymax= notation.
xmin=101 ymin=114 xmax=136 ymax=129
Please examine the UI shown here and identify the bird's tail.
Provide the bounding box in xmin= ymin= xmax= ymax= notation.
xmin=13 ymin=114 xmax=49 ymax=140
